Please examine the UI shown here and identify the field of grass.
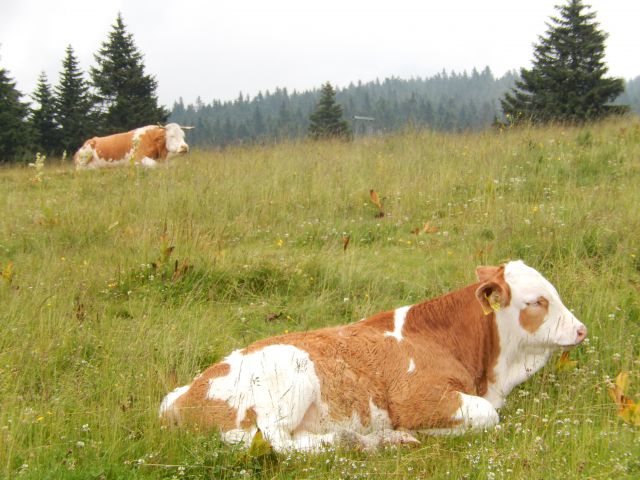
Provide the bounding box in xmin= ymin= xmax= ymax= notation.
xmin=1 ymin=118 xmax=640 ymax=479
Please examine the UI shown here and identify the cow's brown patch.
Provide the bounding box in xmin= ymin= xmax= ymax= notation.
xmin=519 ymin=296 xmax=549 ymax=333
xmin=240 ymin=407 xmax=257 ymax=429
xmin=401 ymin=281 xmax=501 ymax=407
xmin=241 ymin=326 xmax=389 ymax=428
xmin=293 ymin=403 xmax=323 ymax=434
xmin=170 ymin=362 xmax=242 ymax=430
xmin=91 ymin=131 xmax=137 ymax=162
xmin=364 ymin=310 xmax=395 ymax=332
xmin=137 ymin=128 xmax=168 ymax=160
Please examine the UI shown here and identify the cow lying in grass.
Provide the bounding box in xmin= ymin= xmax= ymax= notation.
xmin=74 ymin=123 xmax=192 ymax=169
xmin=160 ymin=260 xmax=586 ymax=451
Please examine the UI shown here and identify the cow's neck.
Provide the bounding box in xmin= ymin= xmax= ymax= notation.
xmin=405 ymin=284 xmax=500 ymax=396
xmin=484 ymin=307 xmax=554 ymax=408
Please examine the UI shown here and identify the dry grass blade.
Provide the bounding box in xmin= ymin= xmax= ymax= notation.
xmin=171 ymin=259 xmax=190 ymax=281
xmin=265 ymin=312 xmax=283 ymax=322
xmin=1 ymin=261 xmax=14 ymax=283
xmin=369 ymin=189 xmax=382 ymax=209
xmin=607 ymin=371 xmax=640 ymax=426
xmin=342 ymin=235 xmax=350 ymax=252
xmin=369 ymin=189 xmax=385 ymax=217
xmin=422 ymin=222 xmax=439 ymax=234
xmin=555 ymin=351 xmax=578 ymax=372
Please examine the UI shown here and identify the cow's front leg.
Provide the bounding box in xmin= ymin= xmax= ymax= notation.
xmin=334 ymin=428 xmax=421 ymax=451
xmin=261 ymin=427 xmax=339 ymax=452
xmin=423 ymin=392 xmax=499 ymax=436
xmin=140 ymin=157 xmax=158 ymax=168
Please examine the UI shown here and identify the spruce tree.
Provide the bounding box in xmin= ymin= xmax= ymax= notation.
xmin=308 ymin=82 xmax=351 ymax=140
xmin=501 ymin=0 xmax=626 ymax=124
xmin=0 ymin=66 xmax=31 ymax=162
xmin=55 ymin=45 xmax=95 ymax=154
xmin=277 ymin=100 xmax=292 ymax=139
xmin=252 ymin=105 xmax=265 ymax=138
xmin=30 ymin=72 xmax=60 ymax=155
xmin=91 ymin=13 xmax=168 ymax=133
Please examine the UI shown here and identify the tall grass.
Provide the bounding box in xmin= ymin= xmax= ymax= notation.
xmin=1 ymin=118 xmax=639 ymax=479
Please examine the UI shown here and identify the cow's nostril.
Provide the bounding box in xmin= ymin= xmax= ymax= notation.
xmin=576 ymin=325 xmax=587 ymax=343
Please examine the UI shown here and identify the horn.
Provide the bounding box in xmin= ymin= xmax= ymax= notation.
xmin=179 ymin=126 xmax=195 ymax=130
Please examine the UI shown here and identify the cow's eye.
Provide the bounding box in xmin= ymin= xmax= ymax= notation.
xmin=526 ymin=301 xmax=541 ymax=308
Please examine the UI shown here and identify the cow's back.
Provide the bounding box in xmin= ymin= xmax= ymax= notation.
xmin=92 ymin=130 xmax=137 ymax=162
xmin=242 ymin=325 xmax=395 ymax=426
xmin=162 ymin=318 xmax=465 ymax=433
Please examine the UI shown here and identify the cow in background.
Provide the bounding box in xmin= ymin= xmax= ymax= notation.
xmin=74 ymin=123 xmax=193 ymax=169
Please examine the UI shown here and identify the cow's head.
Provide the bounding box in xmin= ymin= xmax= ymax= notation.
xmin=163 ymin=123 xmax=193 ymax=155
xmin=475 ymin=260 xmax=587 ymax=349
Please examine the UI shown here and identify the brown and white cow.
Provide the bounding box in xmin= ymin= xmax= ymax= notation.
xmin=160 ymin=260 xmax=587 ymax=451
xmin=74 ymin=123 xmax=192 ymax=169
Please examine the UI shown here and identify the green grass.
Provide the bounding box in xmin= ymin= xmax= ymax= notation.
xmin=1 ymin=118 xmax=640 ymax=479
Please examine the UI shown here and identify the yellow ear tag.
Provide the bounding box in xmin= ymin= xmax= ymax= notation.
xmin=485 ymin=293 xmax=501 ymax=312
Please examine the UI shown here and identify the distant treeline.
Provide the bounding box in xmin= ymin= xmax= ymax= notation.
xmin=619 ymin=78 xmax=640 ymax=116
xmin=169 ymin=68 xmax=640 ymax=148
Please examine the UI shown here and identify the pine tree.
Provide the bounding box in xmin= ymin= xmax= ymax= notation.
xmin=55 ymin=45 xmax=95 ymax=154
xmin=0 ymin=66 xmax=31 ymax=162
xmin=30 ymin=72 xmax=60 ymax=155
xmin=308 ymin=82 xmax=351 ymax=140
xmin=277 ymin=100 xmax=291 ymax=139
xmin=172 ymin=97 xmax=186 ymax=119
xmin=501 ymin=0 xmax=627 ymax=124
xmin=252 ymin=105 xmax=265 ymax=138
xmin=91 ymin=13 xmax=168 ymax=133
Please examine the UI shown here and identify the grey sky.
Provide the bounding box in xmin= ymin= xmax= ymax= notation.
xmin=1 ymin=0 xmax=638 ymax=108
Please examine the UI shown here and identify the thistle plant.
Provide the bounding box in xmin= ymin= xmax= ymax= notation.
xmin=130 ymin=136 xmax=141 ymax=166
xmin=129 ymin=136 xmax=141 ymax=176
xmin=77 ymin=149 xmax=92 ymax=168
xmin=28 ymin=152 xmax=46 ymax=183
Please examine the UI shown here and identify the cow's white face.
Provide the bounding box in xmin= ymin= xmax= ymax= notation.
xmin=164 ymin=123 xmax=189 ymax=154
xmin=477 ymin=261 xmax=587 ymax=407
xmin=501 ymin=261 xmax=586 ymax=348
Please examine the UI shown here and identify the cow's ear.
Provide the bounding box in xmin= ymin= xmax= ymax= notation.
xmin=476 ymin=280 xmax=510 ymax=315
xmin=476 ymin=265 xmax=501 ymax=282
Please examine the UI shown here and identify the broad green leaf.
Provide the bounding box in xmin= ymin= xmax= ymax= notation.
xmin=248 ymin=428 xmax=274 ymax=458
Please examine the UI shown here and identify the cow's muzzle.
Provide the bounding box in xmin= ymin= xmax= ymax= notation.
xmin=575 ymin=324 xmax=587 ymax=344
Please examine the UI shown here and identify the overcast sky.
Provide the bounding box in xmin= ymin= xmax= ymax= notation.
xmin=1 ymin=0 xmax=638 ymax=108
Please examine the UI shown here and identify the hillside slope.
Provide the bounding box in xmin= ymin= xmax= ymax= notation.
xmin=1 ymin=118 xmax=639 ymax=479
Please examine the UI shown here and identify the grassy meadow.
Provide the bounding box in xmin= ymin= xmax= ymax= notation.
xmin=1 ymin=118 xmax=640 ymax=479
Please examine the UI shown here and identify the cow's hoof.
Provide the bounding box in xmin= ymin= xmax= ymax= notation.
xmin=336 ymin=430 xmax=366 ymax=449
xmin=383 ymin=430 xmax=421 ymax=448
